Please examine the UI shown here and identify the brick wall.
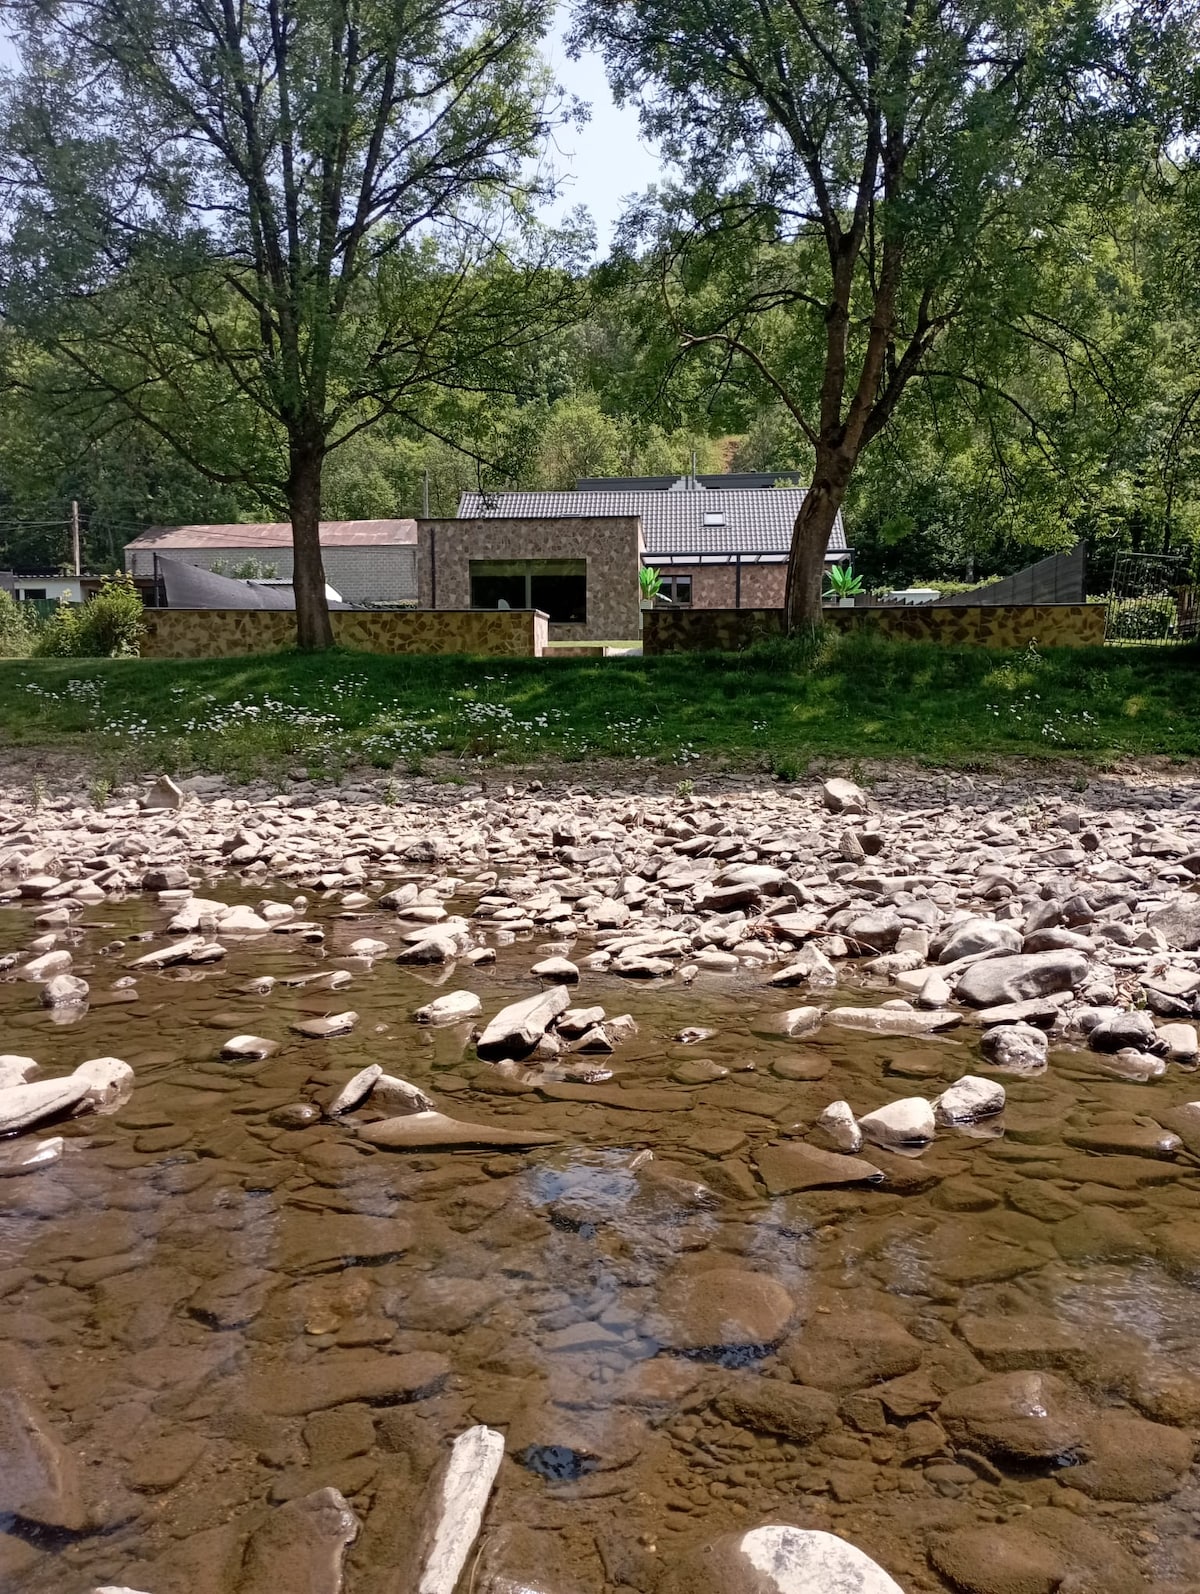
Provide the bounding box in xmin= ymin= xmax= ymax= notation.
xmin=125 ymin=545 xmax=417 ymax=605
xmin=644 ymin=603 xmax=1108 ymax=653
xmin=140 ymin=607 xmax=546 ymax=659
xmin=417 ymin=517 xmax=642 ymax=644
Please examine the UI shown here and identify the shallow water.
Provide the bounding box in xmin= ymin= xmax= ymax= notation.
xmin=3 ymin=884 xmax=1200 ymax=1593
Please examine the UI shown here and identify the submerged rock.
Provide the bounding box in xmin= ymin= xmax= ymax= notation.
xmin=979 ymin=1023 xmax=1048 ymax=1073
xmin=236 ymin=1486 xmax=359 ymax=1594
xmin=0 ymin=1136 xmax=63 ymax=1176
xmin=755 ymin=1142 xmax=881 ymax=1194
xmin=660 ymin=1525 xmax=905 ymax=1594
xmin=0 ymin=1387 xmax=87 ymax=1531
xmin=938 ymin=1372 xmax=1087 ymax=1462
xmin=357 ymin=1109 xmax=560 ymax=1150
xmin=291 ymin=1011 xmax=358 ymax=1039
xmin=652 ymin=1267 xmax=795 ymax=1352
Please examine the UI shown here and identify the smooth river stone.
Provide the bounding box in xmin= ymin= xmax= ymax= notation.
xmin=414 ymin=991 xmax=483 ymax=1026
xmin=0 ymin=1137 xmax=64 ymax=1177
xmin=653 ymin=1267 xmax=795 ymax=1351
xmin=755 ymin=1143 xmax=884 ymax=1195
xmin=291 ymin=1011 xmax=358 ymax=1039
xmin=236 ymin=1486 xmax=359 ymax=1594
xmin=0 ymin=1055 xmax=39 ymax=1088
xmin=0 ymin=1387 xmax=87 ymax=1531
xmin=244 ymin=1350 xmax=450 ymax=1416
xmin=0 ymin=1075 xmax=90 ymax=1133
xmin=220 ymin=1035 xmax=279 ymax=1060
xmin=278 ymin=1214 xmax=411 ymax=1271
xmin=825 ymin=1006 xmax=961 ymax=1035
xmin=660 ymin=1525 xmax=905 ymax=1594
xmin=357 ymin=1110 xmax=560 ymax=1150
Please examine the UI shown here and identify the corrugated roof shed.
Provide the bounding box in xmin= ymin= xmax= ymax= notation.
xmin=126 ymin=519 xmax=416 ymax=551
xmin=456 ymin=490 xmax=847 ymax=557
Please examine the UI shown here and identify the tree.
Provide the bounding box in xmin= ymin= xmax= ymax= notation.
xmin=573 ymin=0 xmax=1134 ymax=627
xmin=0 ymin=0 xmax=584 ymax=647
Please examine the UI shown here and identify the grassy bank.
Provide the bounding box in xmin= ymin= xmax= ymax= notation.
xmin=0 ymin=633 xmax=1196 ymax=785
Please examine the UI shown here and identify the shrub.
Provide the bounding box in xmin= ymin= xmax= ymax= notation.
xmin=37 ymin=573 xmax=145 ymax=657
xmin=1105 ymin=597 xmax=1176 ymax=641
xmin=0 ymin=589 xmax=39 ymax=657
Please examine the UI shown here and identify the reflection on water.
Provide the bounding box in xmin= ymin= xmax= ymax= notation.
xmin=1 ymin=887 xmax=1200 ymax=1593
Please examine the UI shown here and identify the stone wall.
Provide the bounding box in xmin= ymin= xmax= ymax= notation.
xmin=653 ymin=562 xmax=787 ymax=610
xmin=643 ymin=603 xmax=1108 ymax=654
xmin=140 ymin=608 xmax=547 ymax=660
xmin=417 ymin=517 xmax=642 ymax=644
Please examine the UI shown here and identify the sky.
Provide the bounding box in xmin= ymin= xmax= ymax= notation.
xmin=540 ymin=12 xmax=665 ymax=252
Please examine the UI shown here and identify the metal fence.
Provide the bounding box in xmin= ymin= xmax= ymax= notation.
xmin=1105 ymin=552 xmax=1198 ymax=645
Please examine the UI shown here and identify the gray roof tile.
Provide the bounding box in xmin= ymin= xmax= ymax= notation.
xmin=456 ymin=490 xmax=847 ymax=557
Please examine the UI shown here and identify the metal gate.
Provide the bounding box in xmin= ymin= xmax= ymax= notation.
xmin=1105 ymin=552 xmax=1198 ymax=644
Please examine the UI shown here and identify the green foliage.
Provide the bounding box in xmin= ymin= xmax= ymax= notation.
xmin=1105 ymin=597 xmax=1177 ymax=640
xmin=639 ymin=566 xmax=664 ymax=601
xmin=824 ymin=566 xmax=864 ymax=599
xmin=210 ymin=559 xmax=280 ymax=580
xmin=0 ymin=588 xmax=39 ymax=657
xmin=1 ymin=638 xmax=1196 ymax=783
xmin=36 ymin=574 xmax=144 ymax=657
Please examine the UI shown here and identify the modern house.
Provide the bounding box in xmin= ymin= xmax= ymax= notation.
xmin=0 ymin=572 xmax=100 ymax=604
xmin=456 ymin=474 xmax=849 ymax=612
xmin=124 ymin=519 xmax=417 ymax=607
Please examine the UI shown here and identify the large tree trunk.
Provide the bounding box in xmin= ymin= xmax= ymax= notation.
xmin=785 ymin=462 xmax=851 ymax=632
xmin=287 ymin=439 xmax=334 ymax=651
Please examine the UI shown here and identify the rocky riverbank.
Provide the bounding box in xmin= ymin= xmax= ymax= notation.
xmin=2 ymin=763 xmax=1200 ymax=1594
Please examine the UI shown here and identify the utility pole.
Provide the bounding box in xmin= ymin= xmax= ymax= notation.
xmin=70 ymin=500 xmax=81 ymax=577
xmin=422 ymin=470 xmax=430 ymax=518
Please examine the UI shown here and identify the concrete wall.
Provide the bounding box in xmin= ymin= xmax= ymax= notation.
xmin=126 ymin=545 xmax=418 ymax=605
xmin=140 ymin=607 xmax=547 ymax=660
xmin=417 ymin=517 xmax=642 ymax=644
xmin=644 ymin=604 xmax=1108 ymax=654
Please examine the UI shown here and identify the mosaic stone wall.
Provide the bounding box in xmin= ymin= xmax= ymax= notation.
xmin=644 ymin=603 xmax=1108 ymax=654
xmin=140 ymin=608 xmax=547 ymax=660
xmin=417 ymin=517 xmax=643 ymax=644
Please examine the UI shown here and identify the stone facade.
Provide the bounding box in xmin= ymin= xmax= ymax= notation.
xmin=140 ymin=607 xmax=547 ymax=660
xmin=653 ymin=562 xmax=787 ymax=611
xmin=417 ymin=517 xmax=642 ymax=644
xmin=127 ymin=545 xmax=418 ymax=606
xmin=644 ymin=603 xmax=1108 ymax=654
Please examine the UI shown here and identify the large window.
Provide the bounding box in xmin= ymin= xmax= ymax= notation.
xmin=469 ymin=560 xmax=587 ymax=623
xmin=654 ymin=574 xmax=692 ymax=607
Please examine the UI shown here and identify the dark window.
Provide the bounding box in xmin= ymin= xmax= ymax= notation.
xmin=20 ymin=589 xmax=47 ymax=601
xmin=654 ymin=575 xmax=692 ymax=607
xmin=470 ymin=572 xmax=526 ymax=611
xmin=470 ymin=560 xmax=587 ymax=624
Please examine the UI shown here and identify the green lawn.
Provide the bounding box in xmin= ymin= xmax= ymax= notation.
xmin=0 ymin=632 xmax=1196 ymax=784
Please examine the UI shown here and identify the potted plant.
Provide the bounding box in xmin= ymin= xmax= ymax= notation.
xmin=639 ymin=566 xmax=663 ymax=609
xmin=824 ymin=565 xmax=864 ymax=607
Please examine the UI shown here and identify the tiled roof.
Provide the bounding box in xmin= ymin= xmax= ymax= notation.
xmin=456 ymin=490 xmax=847 ymax=557
xmin=125 ymin=519 xmax=417 ymax=550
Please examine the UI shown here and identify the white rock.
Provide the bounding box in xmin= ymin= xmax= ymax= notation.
xmin=530 ymin=955 xmax=579 ymax=983
xmin=348 ymin=937 xmax=389 ymax=958
xmin=822 ymin=778 xmax=870 ymax=815
xmin=142 ymin=773 xmax=184 ymax=810
xmin=476 ymin=985 xmax=570 ymax=1060
xmin=979 ymin=1023 xmax=1048 ymax=1073
xmin=72 ymin=1057 xmax=134 ymax=1114
xmin=41 ymin=974 xmax=89 ymax=1008
xmin=414 ymin=991 xmax=483 ymax=1026
xmin=371 ymin=1073 xmax=435 ymax=1113
xmin=417 ymin=1425 xmax=506 ymax=1594
xmin=220 ymin=1035 xmax=278 ymax=1060
xmin=327 ymin=1064 xmax=383 ymax=1115
xmin=935 ymin=1074 xmax=1006 ymax=1124
xmin=815 ymin=1100 xmax=862 ymax=1153
xmin=0 ymin=1075 xmax=89 ymax=1133
xmin=826 ymin=1006 xmax=960 ymax=1035
xmin=857 ymin=1097 xmax=936 ymax=1147
xmin=0 ymin=1055 xmax=39 ymax=1088
xmin=17 ymin=949 xmax=73 ymax=982
xmin=662 ymin=1524 xmax=906 ymax=1594
xmin=216 ymin=904 xmax=271 ymax=934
